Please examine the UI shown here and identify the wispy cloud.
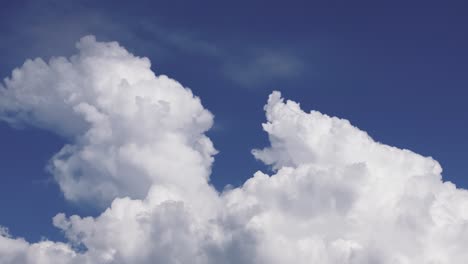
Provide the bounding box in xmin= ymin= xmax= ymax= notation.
xmin=223 ymin=51 xmax=304 ymax=87
xmin=136 ymin=22 xmax=221 ymax=57
xmin=1 ymin=2 xmax=305 ymax=90
xmin=134 ymin=22 xmax=305 ymax=88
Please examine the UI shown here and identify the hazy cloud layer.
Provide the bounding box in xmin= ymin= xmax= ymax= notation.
xmin=1 ymin=37 xmax=468 ymax=263
xmin=1 ymin=1 xmax=303 ymax=90
xmin=224 ymin=52 xmax=303 ymax=88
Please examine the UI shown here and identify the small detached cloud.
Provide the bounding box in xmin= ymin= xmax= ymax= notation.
xmin=1 ymin=36 xmax=468 ymax=264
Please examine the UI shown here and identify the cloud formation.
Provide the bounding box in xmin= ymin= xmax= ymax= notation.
xmin=1 ymin=36 xmax=468 ymax=263
xmin=0 ymin=36 xmax=217 ymax=207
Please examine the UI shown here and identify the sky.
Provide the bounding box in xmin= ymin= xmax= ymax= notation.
xmin=0 ymin=1 xmax=468 ymax=263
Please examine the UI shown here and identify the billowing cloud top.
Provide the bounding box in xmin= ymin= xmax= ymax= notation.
xmin=1 ymin=36 xmax=468 ymax=264
xmin=0 ymin=36 xmax=217 ymax=208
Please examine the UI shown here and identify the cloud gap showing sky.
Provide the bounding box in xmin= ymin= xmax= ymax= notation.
xmin=0 ymin=36 xmax=467 ymax=263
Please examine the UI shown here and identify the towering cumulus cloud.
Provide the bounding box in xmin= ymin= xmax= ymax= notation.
xmin=0 ymin=36 xmax=218 ymax=209
xmin=0 ymin=36 xmax=467 ymax=263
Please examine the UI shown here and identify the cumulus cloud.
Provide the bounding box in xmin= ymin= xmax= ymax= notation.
xmin=1 ymin=36 xmax=468 ymax=263
xmin=0 ymin=36 xmax=218 ymax=208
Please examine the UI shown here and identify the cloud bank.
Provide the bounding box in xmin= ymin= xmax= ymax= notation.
xmin=1 ymin=36 xmax=468 ymax=264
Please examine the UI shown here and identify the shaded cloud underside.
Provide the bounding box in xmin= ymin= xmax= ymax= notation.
xmin=0 ymin=36 xmax=467 ymax=264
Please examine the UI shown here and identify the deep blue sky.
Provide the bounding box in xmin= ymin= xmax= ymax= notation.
xmin=1 ymin=0 xmax=467 ymax=243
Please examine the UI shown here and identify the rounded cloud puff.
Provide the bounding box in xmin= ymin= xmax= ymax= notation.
xmin=1 ymin=36 xmax=468 ymax=264
xmin=0 ymin=36 xmax=218 ymax=208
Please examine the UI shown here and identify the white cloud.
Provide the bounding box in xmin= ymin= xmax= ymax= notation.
xmin=1 ymin=36 xmax=468 ymax=263
xmin=0 ymin=35 xmax=218 ymax=208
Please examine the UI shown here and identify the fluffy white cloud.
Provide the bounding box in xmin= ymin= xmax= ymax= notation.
xmin=0 ymin=36 xmax=218 ymax=209
xmin=1 ymin=36 xmax=468 ymax=263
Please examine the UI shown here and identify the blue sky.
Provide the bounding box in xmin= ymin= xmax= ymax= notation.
xmin=1 ymin=0 xmax=468 ymax=247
